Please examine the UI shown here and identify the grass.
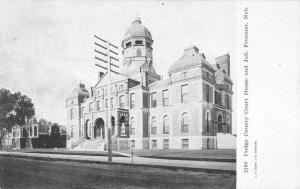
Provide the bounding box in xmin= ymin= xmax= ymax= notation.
xmin=119 ymin=149 xmax=236 ymax=160
xmin=4 ymin=148 xmax=236 ymax=161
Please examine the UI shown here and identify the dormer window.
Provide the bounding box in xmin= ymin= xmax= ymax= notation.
xmin=125 ymin=42 xmax=132 ymax=48
xmin=135 ymin=40 xmax=143 ymax=45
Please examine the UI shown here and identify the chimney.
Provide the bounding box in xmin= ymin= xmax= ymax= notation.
xmin=215 ymin=54 xmax=230 ymax=76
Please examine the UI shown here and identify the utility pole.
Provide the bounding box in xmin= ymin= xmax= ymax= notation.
xmin=94 ymin=35 xmax=119 ymax=162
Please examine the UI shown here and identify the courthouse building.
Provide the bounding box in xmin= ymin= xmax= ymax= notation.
xmin=66 ymin=18 xmax=234 ymax=150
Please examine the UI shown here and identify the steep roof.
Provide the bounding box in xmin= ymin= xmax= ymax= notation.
xmin=168 ymin=46 xmax=214 ymax=73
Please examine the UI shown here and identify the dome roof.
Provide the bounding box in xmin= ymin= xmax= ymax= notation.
xmin=124 ymin=17 xmax=152 ymax=39
xmin=68 ymin=83 xmax=89 ymax=98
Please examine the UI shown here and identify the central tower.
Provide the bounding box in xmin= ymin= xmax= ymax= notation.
xmin=120 ymin=17 xmax=160 ymax=85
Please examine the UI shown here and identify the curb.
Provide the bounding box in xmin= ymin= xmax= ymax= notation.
xmin=0 ymin=153 xmax=236 ymax=175
xmin=139 ymin=155 xmax=236 ymax=163
xmin=26 ymin=151 xmax=126 ymax=157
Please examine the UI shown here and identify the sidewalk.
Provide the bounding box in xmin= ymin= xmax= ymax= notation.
xmin=0 ymin=151 xmax=235 ymax=175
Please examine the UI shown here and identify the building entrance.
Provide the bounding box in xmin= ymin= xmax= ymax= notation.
xmin=94 ymin=118 xmax=105 ymax=139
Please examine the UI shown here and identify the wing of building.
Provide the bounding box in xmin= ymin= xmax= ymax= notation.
xmin=66 ymin=17 xmax=235 ymax=150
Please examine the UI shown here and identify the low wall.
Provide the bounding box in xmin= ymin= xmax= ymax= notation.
xmin=217 ymin=133 xmax=236 ymax=149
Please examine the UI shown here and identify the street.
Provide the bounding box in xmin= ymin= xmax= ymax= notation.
xmin=0 ymin=156 xmax=236 ymax=189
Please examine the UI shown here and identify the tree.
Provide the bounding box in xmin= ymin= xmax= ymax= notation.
xmin=14 ymin=92 xmax=35 ymax=149
xmin=0 ymin=88 xmax=35 ymax=150
xmin=0 ymin=89 xmax=17 ymax=150
xmin=38 ymin=118 xmax=48 ymax=125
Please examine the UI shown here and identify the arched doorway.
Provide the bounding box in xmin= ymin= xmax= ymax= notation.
xmin=119 ymin=116 xmax=127 ymax=137
xmin=94 ymin=118 xmax=105 ymax=139
xmin=85 ymin=120 xmax=90 ymax=139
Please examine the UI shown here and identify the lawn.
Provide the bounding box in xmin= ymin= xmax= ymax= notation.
xmin=4 ymin=148 xmax=236 ymax=161
xmin=119 ymin=149 xmax=236 ymax=161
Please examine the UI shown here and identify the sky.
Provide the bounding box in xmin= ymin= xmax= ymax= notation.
xmin=0 ymin=1 xmax=236 ymax=128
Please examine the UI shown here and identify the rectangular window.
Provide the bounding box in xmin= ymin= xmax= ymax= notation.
xmin=96 ymin=101 xmax=100 ymax=111
xmin=181 ymin=85 xmax=188 ymax=103
xmin=135 ymin=40 xmax=143 ymax=45
xmin=119 ymin=95 xmax=125 ymax=108
xmin=182 ymin=139 xmax=189 ymax=149
xmin=131 ymin=140 xmax=135 ymax=149
xmin=105 ymin=89 xmax=108 ymax=95
xmin=214 ymin=91 xmax=222 ymax=106
xmin=130 ymin=93 xmax=136 ymax=109
xmin=151 ymin=92 xmax=157 ymax=108
xmin=226 ymin=94 xmax=231 ymax=109
xmin=111 ymin=97 xmax=114 ymax=108
xmin=162 ymin=90 xmax=169 ymax=106
xmin=105 ymin=99 xmax=108 ymax=109
xmin=181 ymin=114 xmax=189 ymax=133
xmin=163 ymin=139 xmax=169 ymax=149
xmin=151 ymin=140 xmax=157 ymax=149
xmin=89 ymin=102 xmax=93 ymax=112
xmin=206 ymin=84 xmax=210 ymax=102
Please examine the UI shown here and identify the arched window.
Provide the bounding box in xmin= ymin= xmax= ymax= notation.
xmin=181 ymin=113 xmax=189 ymax=133
xmin=130 ymin=117 xmax=135 ymax=135
xmin=136 ymin=49 xmax=142 ymax=57
xmin=151 ymin=117 xmax=157 ymax=135
xmin=163 ymin=115 xmax=169 ymax=134
xmin=206 ymin=110 xmax=211 ymax=133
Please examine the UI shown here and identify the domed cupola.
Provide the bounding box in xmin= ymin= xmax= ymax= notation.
xmin=121 ymin=17 xmax=155 ymax=76
xmin=119 ymin=17 xmax=160 ymax=86
xmin=123 ymin=17 xmax=152 ymax=39
xmin=67 ymin=83 xmax=89 ymax=103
